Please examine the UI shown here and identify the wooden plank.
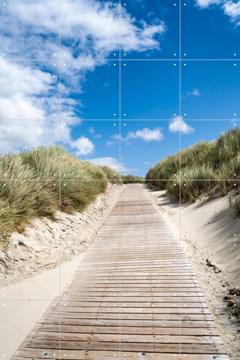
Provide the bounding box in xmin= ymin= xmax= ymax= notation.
xmin=58 ymin=296 xmax=204 ymax=302
xmin=70 ymin=284 xmax=199 ymax=288
xmin=64 ymin=288 xmax=203 ymax=294
xmin=43 ymin=312 xmax=214 ymax=321
xmin=55 ymin=301 xmax=207 ymax=308
xmin=71 ymin=280 xmax=198 ymax=285
xmin=13 ymin=349 xmax=230 ymax=360
xmin=33 ymin=324 xmax=220 ymax=336
xmin=27 ymin=332 xmax=223 ymax=344
xmin=38 ymin=318 xmax=215 ymax=328
xmin=21 ymin=339 xmax=226 ymax=354
xmin=51 ymin=306 xmax=211 ymax=314
xmin=64 ymin=291 xmax=204 ymax=297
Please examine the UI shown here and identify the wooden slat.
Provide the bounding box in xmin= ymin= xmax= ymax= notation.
xmin=13 ymin=349 xmax=229 ymax=360
xmin=57 ymin=296 xmax=204 ymax=302
xmin=50 ymin=306 xmax=211 ymax=314
xmin=20 ymin=339 xmax=227 ymax=353
xmin=11 ymin=184 xmax=229 ymax=359
xmin=34 ymin=324 xmax=219 ymax=336
xmin=43 ymin=313 xmax=214 ymax=321
xmin=27 ymin=332 xmax=223 ymax=345
xmin=54 ymin=301 xmax=208 ymax=308
xmin=38 ymin=318 xmax=215 ymax=328
xmin=64 ymin=291 xmax=204 ymax=297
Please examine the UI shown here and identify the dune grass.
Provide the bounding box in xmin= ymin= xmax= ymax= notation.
xmin=0 ymin=146 xmax=120 ymax=244
xmin=229 ymin=193 xmax=240 ymax=217
xmin=146 ymin=128 xmax=240 ymax=210
xmin=121 ymin=175 xmax=144 ymax=184
xmin=100 ymin=166 xmax=122 ymax=184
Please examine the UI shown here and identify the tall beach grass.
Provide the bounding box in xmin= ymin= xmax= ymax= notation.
xmin=146 ymin=128 xmax=240 ymax=211
xmin=0 ymin=146 xmax=120 ymax=245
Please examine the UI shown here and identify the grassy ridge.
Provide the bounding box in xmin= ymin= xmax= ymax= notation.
xmin=0 ymin=146 xmax=120 ymax=244
xmin=121 ymin=175 xmax=144 ymax=184
xmin=146 ymin=128 xmax=240 ymax=213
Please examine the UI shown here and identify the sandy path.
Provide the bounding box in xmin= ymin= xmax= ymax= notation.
xmin=0 ymin=253 xmax=87 ymax=359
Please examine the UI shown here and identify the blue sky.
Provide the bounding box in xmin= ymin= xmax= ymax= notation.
xmin=0 ymin=0 xmax=240 ymax=176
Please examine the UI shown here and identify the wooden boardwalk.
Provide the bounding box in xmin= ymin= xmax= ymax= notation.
xmin=12 ymin=184 xmax=229 ymax=360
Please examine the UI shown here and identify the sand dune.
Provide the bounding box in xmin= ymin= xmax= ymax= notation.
xmin=151 ymin=189 xmax=240 ymax=358
xmin=0 ymin=184 xmax=123 ymax=288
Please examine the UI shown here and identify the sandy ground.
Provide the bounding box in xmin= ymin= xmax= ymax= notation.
xmin=0 ymin=252 xmax=88 ymax=359
xmin=150 ymin=189 xmax=240 ymax=359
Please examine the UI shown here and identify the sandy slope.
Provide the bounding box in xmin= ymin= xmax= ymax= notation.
xmin=151 ymin=189 xmax=240 ymax=359
xmin=0 ymin=184 xmax=124 ymax=287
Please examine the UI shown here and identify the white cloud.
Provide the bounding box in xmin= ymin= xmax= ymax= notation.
xmin=127 ymin=128 xmax=164 ymax=142
xmin=169 ymin=116 xmax=194 ymax=135
xmin=0 ymin=55 xmax=79 ymax=153
xmin=88 ymin=126 xmax=101 ymax=139
xmin=0 ymin=0 xmax=165 ymax=153
xmin=107 ymin=128 xmax=164 ymax=146
xmin=196 ymin=0 xmax=222 ymax=8
xmin=0 ymin=57 xmax=53 ymax=98
xmin=86 ymin=157 xmax=126 ymax=172
xmin=4 ymin=1 xmax=164 ymax=54
xmin=72 ymin=136 xmax=95 ymax=156
xmin=223 ymin=1 xmax=240 ymax=18
xmin=196 ymin=0 xmax=240 ymax=25
xmin=188 ymin=88 xmax=201 ymax=96
xmin=0 ymin=0 xmax=165 ymax=63
xmin=0 ymin=57 xmax=53 ymax=121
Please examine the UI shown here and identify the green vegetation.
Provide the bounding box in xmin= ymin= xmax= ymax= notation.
xmin=100 ymin=166 xmax=122 ymax=184
xmin=229 ymin=193 xmax=240 ymax=217
xmin=146 ymin=128 xmax=240 ymax=210
xmin=0 ymin=146 xmax=120 ymax=243
xmin=121 ymin=175 xmax=144 ymax=184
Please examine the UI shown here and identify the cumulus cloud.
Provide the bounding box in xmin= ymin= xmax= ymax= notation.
xmin=223 ymin=1 xmax=240 ymax=18
xmin=0 ymin=57 xmax=78 ymax=153
xmin=0 ymin=0 xmax=165 ymax=153
xmin=196 ymin=0 xmax=240 ymax=25
xmin=107 ymin=128 xmax=164 ymax=145
xmin=127 ymin=128 xmax=164 ymax=142
xmin=169 ymin=116 xmax=194 ymax=135
xmin=72 ymin=136 xmax=95 ymax=156
xmin=196 ymin=0 xmax=222 ymax=8
xmin=2 ymin=0 xmax=164 ymax=54
xmin=86 ymin=157 xmax=126 ymax=172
